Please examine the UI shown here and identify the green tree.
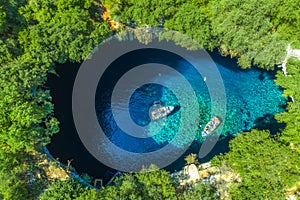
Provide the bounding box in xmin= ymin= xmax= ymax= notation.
xmin=40 ymin=178 xmax=88 ymax=200
xmin=164 ymin=1 xmax=214 ymax=49
xmin=0 ymin=54 xmax=59 ymax=198
xmin=271 ymin=0 xmax=300 ymax=47
xmin=19 ymin=0 xmax=112 ymax=63
xmin=105 ymin=0 xmax=300 ymax=69
xmin=0 ymin=56 xmax=58 ymax=152
xmin=179 ymin=183 xmax=218 ymax=200
xmin=0 ymin=0 xmax=26 ymax=66
xmin=184 ymin=153 xmax=198 ymax=165
xmin=76 ymin=189 xmax=100 ymax=200
xmin=103 ymin=0 xmax=182 ymax=27
xmin=0 ymin=0 xmax=111 ymax=197
xmin=211 ymin=129 xmax=300 ymax=199
xmin=275 ymin=59 xmax=300 ymax=152
xmin=209 ymin=0 xmax=291 ymax=69
xmin=135 ymin=165 xmax=177 ymax=199
xmin=0 ymin=168 xmax=30 ymax=200
xmin=78 ymin=166 xmax=177 ymax=200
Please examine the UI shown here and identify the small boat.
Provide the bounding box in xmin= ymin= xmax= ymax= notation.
xmin=151 ymin=106 xmax=174 ymax=121
xmin=201 ymin=116 xmax=222 ymax=137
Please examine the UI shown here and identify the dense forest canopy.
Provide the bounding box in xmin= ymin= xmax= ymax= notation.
xmin=275 ymin=59 xmax=300 ymax=152
xmin=0 ymin=0 xmax=299 ymax=199
xmin=0 ymin=0 xmax=111 ymax=198
xmin=19 ymin=0 xmax=111 ymax=62
xmin=41 ymin=166 xmax=218 ymax=200
xmin=211 ymin=129 xmax=300 ymax=199
xmin=104 ymin=0 xmax=300 ymax=69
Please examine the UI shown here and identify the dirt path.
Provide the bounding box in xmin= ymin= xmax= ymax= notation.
xmin=101 ymin=7 xmax=121 ymax=30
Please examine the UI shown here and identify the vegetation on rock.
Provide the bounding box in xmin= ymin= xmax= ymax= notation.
xmin=211 ymin=129 xmax=300 ymax=199
xmin=0 ymin=0 xmax=299 ymax=199
xmin=0 ymin=0 xmax=111 ymax=198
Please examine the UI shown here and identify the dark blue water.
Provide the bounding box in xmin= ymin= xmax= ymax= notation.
xmin=95 ymin=49 xmax=286 ymax=153
xmin=47 ymin=50 xmax=286 ymax=183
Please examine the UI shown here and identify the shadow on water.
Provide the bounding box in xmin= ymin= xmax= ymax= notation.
xmin=46 ymin=48 xmax=286 ymax=183
xmin=208 ymin=49 xmax=241 ymax=72
xmin=46 ymin=63 xmax=117 ymax=184
xmin=167 ymin=105 xmax=181 ymax=118
xmin=208 ymin=49 xmax=279 ymax=80
xmin=164 ymin=135 xmax=233 ymax=172
xmin=253 ymin=114 xmax=286 ymax=135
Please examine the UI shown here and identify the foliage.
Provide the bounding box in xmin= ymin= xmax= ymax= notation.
xmin=184 ymin=153 xmax=198 ymax=165
xmin=179 ymin=183 xmax=218 ymax=200
xmin=0 ymin=56 xmax=58 ymax=152
xmin=134 ymin=166 xmax=177 ymax=199
xmin=0 ymin=0 xmax=111 ymax=198
xmin=76 ymin=189 xmax=100 ymax=200
xmin=164 ymin=1 xmax=214 ymax=49
xmin=275 ymin=59 xmax=300 ymax=152
xmin=272 ymin=0 xmax=300 ymax=47
xmin=76 ymin=166 xmax=218 ymax=199
xmin=103 ymin=0 xmax=181 ymax=27
xmin=39 ymin=178 xmax=88 ymax=200
xmin=211 ymin=129 xmax=300 ymax=199
xmin=0 ymin=0 xmax=299 ymax=199
xmin=0 ymin=0 xmax=26 ymax=66
xmin=0 ymin=54 xmax=59 ymax=198
xmin=0 ymin=0 xmax=26 ymax=33
xmin=0 ymin=171 xmax=30 ymax=200
xmin=77 ymin=166 xmax=177 ymax=200
xmin=105 ymin=0 xmax=300 ymax=69
xmin=209 ymin=0 xmax=288 ymax=69
xmin=19 ymin=0 xmax=112 ymax=62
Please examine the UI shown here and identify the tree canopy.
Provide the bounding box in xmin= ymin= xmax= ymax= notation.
xmin=105 ymin=0 xmax=300 ymax=69
xmin=211 ymin=129 xmax=300 ymax=199
xmin=0 ymin=0 xmax=300 ymax=199
xmin=0 ymin=0 xmax=111 ymax=198
xmin=76 ymin=166 xmax=217 ymax=200
xmin=39 ymin=178 xmax=88 ymax=200
xmin=19 ymin=0 xmax=111 ymax=63
xmin=275 ymin=59 xmax=300 ymax=152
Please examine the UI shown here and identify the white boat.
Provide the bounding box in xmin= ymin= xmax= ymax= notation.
xmin=201 ymin=116 xmax=222 ymax=137
xmin=151 ymin=106 xmax=174 ymax=121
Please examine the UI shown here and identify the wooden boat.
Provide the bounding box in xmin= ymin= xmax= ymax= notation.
xmin=151 ymin=106 xmax=174 ymax=121
xmin=201 ymin=116 xmax=222 ymax=137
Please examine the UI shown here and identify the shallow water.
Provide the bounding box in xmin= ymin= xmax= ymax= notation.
xmin=95 ymin=49 xmax=286 ymax=153
xmin=47 ymin=50 xmax=286 ymax=182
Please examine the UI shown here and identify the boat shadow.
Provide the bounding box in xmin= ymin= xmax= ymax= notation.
xmin=167 ymin=105 xmax=181 ymax=117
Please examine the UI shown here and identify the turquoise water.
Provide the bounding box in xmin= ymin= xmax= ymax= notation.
xmin=96 ymin=49 xmax=286 ymax=153
xmin=47 ymin=50 xmax=286 ymax=181
xmin=148 ymin=62 xmax=286 ymax=145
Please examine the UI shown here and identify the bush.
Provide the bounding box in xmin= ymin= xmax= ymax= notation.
xmin=40 ymin=178 xmax=88 ymax=200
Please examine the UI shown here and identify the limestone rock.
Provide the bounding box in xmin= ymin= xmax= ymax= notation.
xmin=199 ymin=170 xmax=210 ymax=179
xmin=173 ymin=164 xmax=201 ymax=186
xmin=199 ymin=162 xmax=211 ymax=170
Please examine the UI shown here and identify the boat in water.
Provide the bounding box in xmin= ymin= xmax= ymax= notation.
xmin=201 ymin=116 xmax=222 ymax=137
xmin=151 ymin=106 xmax=174 ymax=121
